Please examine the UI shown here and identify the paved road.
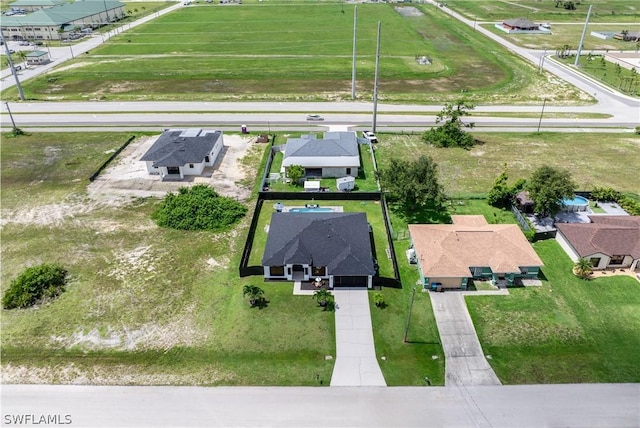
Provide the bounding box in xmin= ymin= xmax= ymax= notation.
xmin=2 ymin=384 xmax=639 ymax=427
xmin=1 ymin=101 xmax=638 ymax=132
xmin=430 ymin=292 xmax=502 ymax=387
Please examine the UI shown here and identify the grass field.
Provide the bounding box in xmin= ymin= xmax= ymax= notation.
xmin=1 ymin=3 xmax=583 ymax=103
xmin=375 ymin=132 xmax=640 ymax=196
xmin=1 ymin=132 xmax=336 ymax=385
xmin=559 ymin=55 xmax=640 ymax=97
xmin=370 ymin=239 xmax=445 ymax=386
xmin=446 ymin=0 xmax=640 ymax=23
xmin=466 ymin=239 xmax=640 ymax=384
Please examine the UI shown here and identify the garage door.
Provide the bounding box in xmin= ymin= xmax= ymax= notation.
xmin=334 ymin=276 xmax=368 ymax=287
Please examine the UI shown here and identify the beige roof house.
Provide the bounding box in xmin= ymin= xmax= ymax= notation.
xmin=409 ymin=215 xmax=543 ymax=289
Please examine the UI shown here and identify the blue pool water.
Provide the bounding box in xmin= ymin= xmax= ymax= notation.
xmin=562 ymin=195 xmax=589 ymax=206
xmin=289 ymin=207 xmax=334 ymax=213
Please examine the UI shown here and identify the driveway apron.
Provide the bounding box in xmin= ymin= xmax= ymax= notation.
xmin=430 ymin=292 xmax=501 ymax=386
xmin=330 ymin=289 xmax=386 ymax=386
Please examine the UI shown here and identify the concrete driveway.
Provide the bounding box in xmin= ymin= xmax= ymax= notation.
xmin=430 ymin=291 xmax=502 ymax=386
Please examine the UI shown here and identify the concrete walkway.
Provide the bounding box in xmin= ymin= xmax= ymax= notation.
xmin=330 ymin=289 xmax=386 ymax=386
xmin=430 ymin=292 xmax=502 ymax=387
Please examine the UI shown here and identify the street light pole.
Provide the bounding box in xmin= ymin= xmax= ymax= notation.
xmin=403 ymin=287 xmax=416 ymax=343
xmin=574 ymin=5 xmax=592 ymax=67
xmin=0 ymin=32 xmax=26 ymax=100
xmin=351 ymin=5 xmax=357 ymax=100
xmin=537 ymin=98 xmax=547 ymax=133
xmin=372 ymin=21 xmax=381 ymax=133
xmin=4 ymin=102 xmax=19 ymax=131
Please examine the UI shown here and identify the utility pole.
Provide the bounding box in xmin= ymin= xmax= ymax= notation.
xmin=351 ymin=5 xmax=357 ymax=100
xmin=537 ymin=98 xmax=547 ymax=133
xmin=0 ymin=32 xmax=26 ymax=101
xmin=403 ymin=287 xmax=416 ymax=343
xmin=5 ymin=102 xmax=19 ymax=131
xmin=574 ymin=4 xmax=592 ymax=67
xmin=372 ymin=21 xmax=381 ymax=133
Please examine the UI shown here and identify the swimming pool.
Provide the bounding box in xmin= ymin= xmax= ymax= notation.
xmin=562 ymin=195 xmax=589 ymax=212
xmin=289 ymin=207 xmax=335 ymax=213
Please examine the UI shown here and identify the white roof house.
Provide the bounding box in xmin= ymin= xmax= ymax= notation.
xmin=281 ymin=132 xmax=360 ymax=178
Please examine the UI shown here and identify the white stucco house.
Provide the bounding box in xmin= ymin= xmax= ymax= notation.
xmin=140 ymin=128 xmax=224 ymax=181
xmin=262 ymin=212 xmax=376 ymax=288
xmin=281 ymin=131 xmax=360 ymax=179
xmin=555 ymin=216 xmax=640 ymax=272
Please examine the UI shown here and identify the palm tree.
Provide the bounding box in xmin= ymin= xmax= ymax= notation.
xmin=313 ymin=289 xmax=333 ymax=308
xmin=16 ymin=50 xmax=27 ymax=68
xmin=573 ymin=258 xmax=593 ymax=279
xmin=242 ymin=285 xmax=264 ymax=307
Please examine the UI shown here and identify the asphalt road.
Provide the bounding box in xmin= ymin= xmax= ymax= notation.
xmin=2 ymin=384 xmax=639 ymax=427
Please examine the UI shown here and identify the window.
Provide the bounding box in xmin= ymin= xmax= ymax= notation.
xmin=312 ymin=266 xmax=326 ymax=276
xmin=269 ymin=266 xmax=284 ymax=276
xmin=189 ymin=163 xmax=194 ymax=169
xmin=346 ymin=168 xmax=351 ymax=175
xmin=589 ymin=258 xmax=601 ymax=268
xmin=610 ymin=255 xmax=625 ymax=265
xmin=205 ymin=156 xmax=210 ymax=163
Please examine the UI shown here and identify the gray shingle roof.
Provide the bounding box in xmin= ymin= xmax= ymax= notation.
xmin=284 ymin=132 xmax=359 ymax=159
xmin=262 ymin=212 xmax=375 ymax=276
xmin=140 ymin=129 xmax=221 ymax=167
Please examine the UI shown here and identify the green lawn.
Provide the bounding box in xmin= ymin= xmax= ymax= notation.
xmin=559 ymin=55 xmax=640 ymax=97
xmin=370 ymin=239 xmax=445 ymax=386
xmin=446 ymin=0 xmax=640 ymax=23
xmin=248 ymin=199 xmax=394 ymax=279
xmin=466 ymin=239 xmax=640 ymax=384
xmin=1 ymin=3 xmax=580 ymax=103
xmin=375 ymin=132 xmax=640 ymax=196
xmin=1 ymin=132 xmax=335 ymax=385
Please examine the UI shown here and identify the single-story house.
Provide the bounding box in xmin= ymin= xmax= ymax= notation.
xmin=555 ymin=216 xmax=640 ymax=271
xmin=140 ymin=128 xmax=224 ymax=181
xmin=262 ymin=212 xmax=376 ymax=288
xmin=25 ymin=50 xmax=50 ymax=65
xmin=281 ymin=131 xmax=360 ymax=179
xmin=503 ymin=18 xmax=539 ymax=31
xmin=614 ymin=31 xmax=640 ymax=42
xmin=496 ymin=18 xmax=550 ymax=34
xmin=409 ymin=215 xmax=543 ymax=290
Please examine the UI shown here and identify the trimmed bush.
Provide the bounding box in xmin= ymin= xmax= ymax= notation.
xmin=3 ymin=263 xmax=68 ymax=309
xmin=152 ymin=184 xmax=247 ymax=231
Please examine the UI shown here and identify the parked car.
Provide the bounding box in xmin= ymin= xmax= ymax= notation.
xmin=306 ymin=114 xmax=324 ymax=121
xmin=362 ymin=130 xmax=378 ymax=143
xmin=14 ymin=65 xmax=22 ymax=71
xmin=19 ymin=40 xmax=30 ymax=46
xmin=8 ymin=49 xmax=15 ymax=54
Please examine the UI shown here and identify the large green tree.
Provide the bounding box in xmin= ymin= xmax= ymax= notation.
xmin=487 ymin=164 xmax=526 ymax=208
xmin=379 ymin=155 xmax=445 ymax=210
xmin=527 ymin=166 xmax=575 ymax=216
xmin=422 ymin=100 xmax=476 ymax=149
xmin=286 ymin=164 xmax=305 ymax=186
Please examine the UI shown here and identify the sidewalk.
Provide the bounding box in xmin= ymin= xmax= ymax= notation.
xmin=430 ymin=292 xmax=501 ymax=387
xmin=330 ymin=289 xmax=386 ymax=387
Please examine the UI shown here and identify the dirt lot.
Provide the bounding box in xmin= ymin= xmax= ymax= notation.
xmin=1 ymin=133 xmax=256 ymax=228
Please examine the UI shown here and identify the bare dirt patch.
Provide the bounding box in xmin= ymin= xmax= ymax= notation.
xmin=1 ymin=134 xmax=256 ymax=228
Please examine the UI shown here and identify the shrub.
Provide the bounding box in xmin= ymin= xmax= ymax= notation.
xmin=152 ymin=184 xmax=247 ymax=231
xmin=3 ymin=263 xmax=68 ymax=309
xmin=591 ymin=186 xmax=621 ymax=202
